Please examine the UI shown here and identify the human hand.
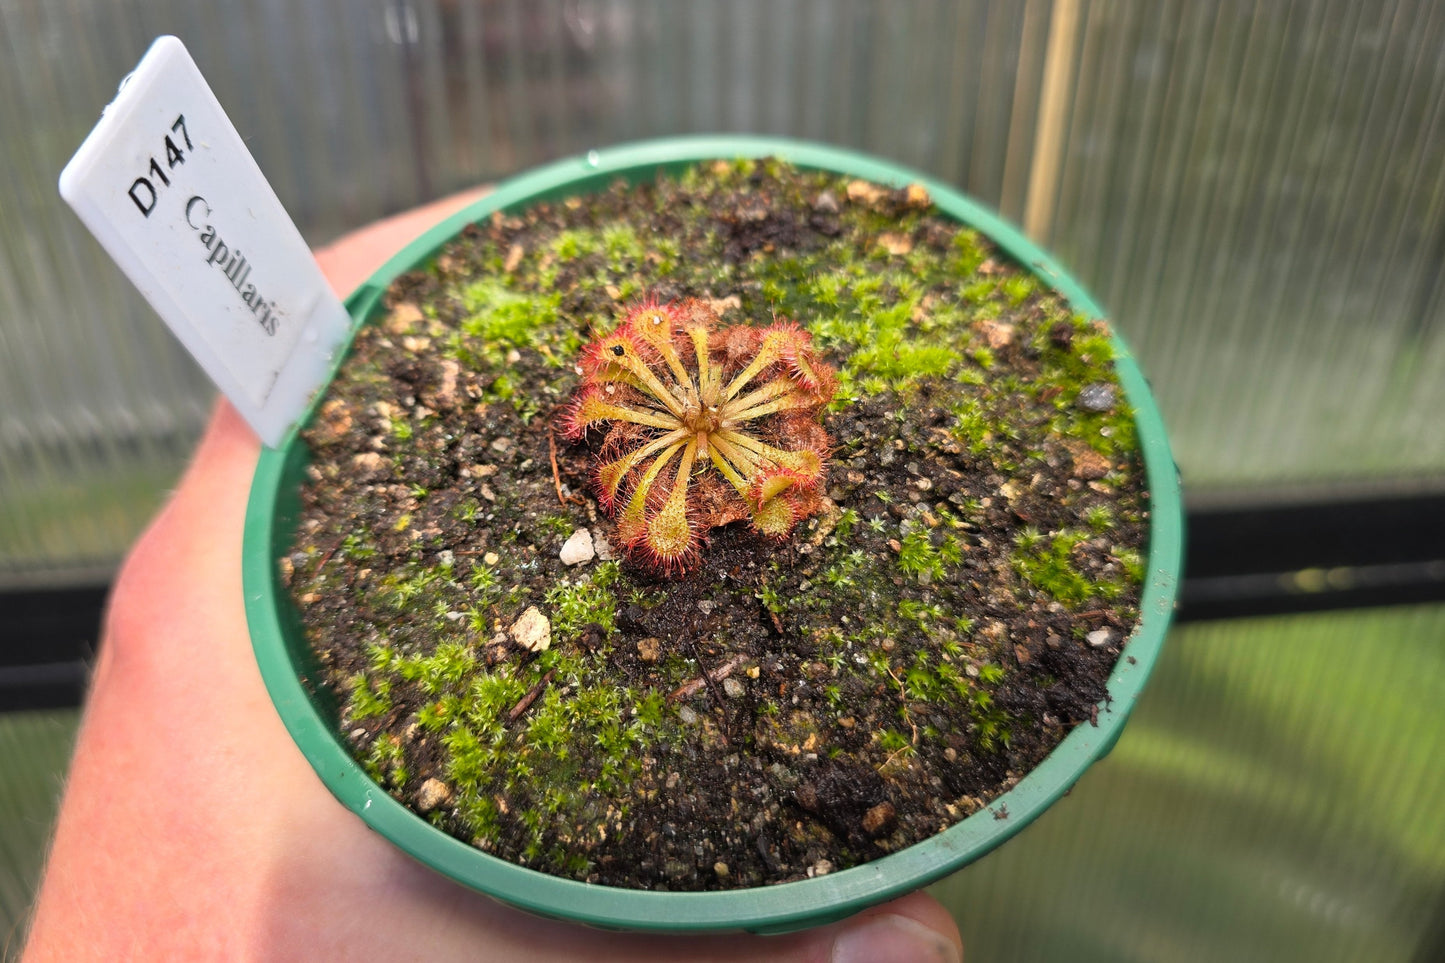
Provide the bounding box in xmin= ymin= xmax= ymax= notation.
xmin=21 ymin=191 xmax=963 ymax=963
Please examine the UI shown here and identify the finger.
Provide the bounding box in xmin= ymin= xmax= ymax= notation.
xmin=821 ymin=891 xmax=963 ymax=963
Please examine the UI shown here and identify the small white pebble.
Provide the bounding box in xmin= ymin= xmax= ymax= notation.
xmin=593 ymin=534 xmax=615 ymax=561
xmin=415 ymin=777 xmax=453 ymax=814
xmin=1087 ymin=628 xmax=1115 ymax=648
xmin=559 ymin=528 xmax=595 ymax=566
xmin=510 ymin=606 xmax=551 ymax=652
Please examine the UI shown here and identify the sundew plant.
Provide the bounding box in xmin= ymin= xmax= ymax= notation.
xmin=564 ymin=298 xmax=836 ymax=573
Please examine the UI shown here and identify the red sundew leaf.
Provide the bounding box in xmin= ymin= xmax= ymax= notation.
xmin=786 ymin=349 xmax=836 ymax=399
xmin=579 ymin=327 xmax=657 ymax=377
xmin=594 ymin=455 xmax=634 ymax=511
xmin=761 ymin=320 xmax=834 ymax=398
xmin=716 ymin=322 xmax=764 ymax=368
xmin=751 ymin=467 xmax=809 ymax=507
xmin=773 ymin=413 xmax=833 ymax=457
xmin=568 ymin=386 xmax=679 ymax=435
xmin=788 ymin=483 xmax=824 ymax=520
xmin=640 ymin=483 xmax=700 ymax=575
xmin=561 ymin=385 xmax=606 ymax=440
xmin=598 ymin=421 xmax=650 ymax=462
xmin=760 ymin=320 xmax=811 ymax=359
xmin=752 ymin=492 xmax=803 ymax=538
xmin=622 ymin=298 xmax=685 ymax=352
xmin=635 ymin=533 xmax=701 ymax=576
xmin=614 ymin=503 xmax=649 ymax=549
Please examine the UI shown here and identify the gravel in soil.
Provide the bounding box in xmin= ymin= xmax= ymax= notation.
xmin=284 ymin=159 xmax=1149 ymax=890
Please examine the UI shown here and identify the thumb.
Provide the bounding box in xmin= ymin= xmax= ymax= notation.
xmin=498 ymin=889 xmax=963 ymax=963
xmin=822 ymin=892 xmax=963 ymax=963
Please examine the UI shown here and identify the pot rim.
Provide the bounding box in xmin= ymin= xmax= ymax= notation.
xmin=243 ymin=135 xmax=1183 ymax=934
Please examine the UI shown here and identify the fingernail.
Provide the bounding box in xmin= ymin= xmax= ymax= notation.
xmin=831 ymin=914 xmax=961 ymax=963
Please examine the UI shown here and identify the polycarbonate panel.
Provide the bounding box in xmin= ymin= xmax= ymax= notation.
xmin=0 ymin=709 xmax=78 ymax=958
xmin=929 ymin=603 xmax=1445 ymax=962
xmin=1043 ymin=0 xmax=1445 ymax=489
xmin=3 ymin=1 xmax=1445 ymax=554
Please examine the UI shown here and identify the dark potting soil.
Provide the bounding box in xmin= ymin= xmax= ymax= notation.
xmin=284 ymin=159 xmax=1149 ymax=890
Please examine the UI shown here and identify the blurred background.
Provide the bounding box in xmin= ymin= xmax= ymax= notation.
xmin=2 ymin=0 xmax=1443 ymax=959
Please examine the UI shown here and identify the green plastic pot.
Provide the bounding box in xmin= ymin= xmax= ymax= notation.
xmin=243 ymin=136 xmax=1183 ymax=934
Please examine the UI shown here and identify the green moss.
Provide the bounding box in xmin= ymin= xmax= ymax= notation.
xmin=634 ymin=689 xmax=666 ymax=729
xmin=962 ymin=278 xmax=996 ymax=304
xmin=464 ymin=673 xmax=527 ymax=723
xmin=822 ymin=549 xmax=867 ymax=589
xmin=382 ymin=565 xmax=435 ymax=608
xmin=1084 ymin=506 xmax=1115 ymax=532
xmin=1115 ymin=547 xmax=1145 ymax=584
xmin=878 ymin=728 xmax=916 ymax=757
xmin=364 ymin=732 xmax=409 ymax=788
xmin=1002 ymin=275 xmax=1037 ymax=305
xmin=397 ymin=640 xmax=477 ymax=695
xmin=468 ymin=561 xmax=497 ymax=594
xmin=345 ymin=672 xmax=393 ymax=720
xmin=851 ymin=328 xmax=957 ymax=386
xmin=897 ymin=598 xmax=949 ymax=632
xmin=549 ymin=230 xmax=589 ymax=261
xmin=457 ymin=278 xmax=559 ymax=345
xmin=947 ymin=229 xmax=988 ymax=276
xmin=757 ymin=578 xmax=785 ymax=616
xmin=453 ymin=791 xmax=501 ymax=840
xmin=547 ymin=224 xmax=679 ymax=284
xmin=392 ymin=636 xmax=658 ymax=852
xmin=453 ymin=499 xmax=481 ymax=525
xmin=898 ymin=531 xmax=943 ymax=580
xmin=445 ymin=277 xmax=564 ymax=386
xmin=537 ymin=513 xmax=576 ymax=540
xmin=1012 ymin=528 xmax=1096 ymax=608
xmin=807 ymin=271 xmax=846 ymax=307
xmin=544 ymin=563 xmax=620 ymax=642
xmin=896 ymin=530 xmax=964 ymax=583
xmin=340 ymin=532 xmax=376 ymax=562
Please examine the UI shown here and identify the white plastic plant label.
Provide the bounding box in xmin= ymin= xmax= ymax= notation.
xmin=59 ymin=35 xmax=351 ymax=447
